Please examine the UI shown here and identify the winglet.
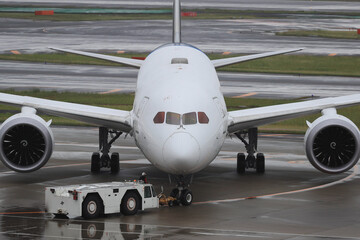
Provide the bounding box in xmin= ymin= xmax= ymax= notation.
xmin=49 ymin=47 xmax=143 ymax=68
xmin=173 ymin=0 xmax=181 ymax=43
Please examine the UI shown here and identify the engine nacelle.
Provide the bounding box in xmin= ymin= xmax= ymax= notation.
xmin=0 ymin=111 xmax=54 ymax=173
xmin=305 ymin=109 xmax=360 ymax=174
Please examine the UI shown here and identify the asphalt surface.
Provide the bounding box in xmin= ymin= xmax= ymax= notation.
xmin=2 ymin=60 xmax=360 ymax=99
xmin=1 ymin=17 xmax=360 ymax=55
xmin=1 ymin=0 xmax=360 ymax=12
xmin=0 ymin=127 xmax=359 ymax=239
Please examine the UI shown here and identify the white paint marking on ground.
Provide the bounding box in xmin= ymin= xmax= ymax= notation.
xmin=194 ymin=165 xmax=359 ymax=205
xmin=191 ymin=231 xmax=270 ymax=238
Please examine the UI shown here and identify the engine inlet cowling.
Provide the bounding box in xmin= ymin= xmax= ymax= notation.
xmin=0 ymin=114 xmax=54 ymax=173
xmin=305 ymin=115 xmax=360 ymax=174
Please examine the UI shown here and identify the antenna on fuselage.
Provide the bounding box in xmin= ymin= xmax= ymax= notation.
xmin=173 ymin=0 xmax=181 ymax=43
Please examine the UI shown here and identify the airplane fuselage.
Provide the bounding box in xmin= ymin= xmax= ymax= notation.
xmin=132 ymin=44 xmax=228 ymax=175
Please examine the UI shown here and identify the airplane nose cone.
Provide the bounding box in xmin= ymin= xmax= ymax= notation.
xmin=163 ymin=132 xmax=200 ymax=173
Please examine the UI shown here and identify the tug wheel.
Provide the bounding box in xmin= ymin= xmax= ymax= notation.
xmin=121 ymin=192 xmax=139 ymax=215
xmin=82 ymin=194 xmax=103 ymax=219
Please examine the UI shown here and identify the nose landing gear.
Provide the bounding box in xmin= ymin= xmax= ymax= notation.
xmin=169 ymin=175 xmax=193 ymax=206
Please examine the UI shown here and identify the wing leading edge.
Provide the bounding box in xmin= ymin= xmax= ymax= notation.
xmin=228 ymin=94 xmax=360 ymax=133
xmin=49 ymin=47 xmax=143 ymax=68
xmin=212 ymin=48 xmax=303 ymax=68
xmin=0 ymin=93 xmax=132 ymax=132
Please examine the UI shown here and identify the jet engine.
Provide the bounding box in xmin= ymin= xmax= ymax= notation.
xmin=0 ymin=110 xmax=54 ymax=173
xmin=304 ymin=108 xmax=360 ymax=174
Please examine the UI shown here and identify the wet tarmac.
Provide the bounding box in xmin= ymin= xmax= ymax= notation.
xmin=1 ymin=17 xmax=360 ymax=55
xmin=0 ymin=127 xmax=360 ymax=239
xmin=2 ymin=60 xmax=360 ymax=99
xmin=1 ymin=0 xmax=360 ymax=12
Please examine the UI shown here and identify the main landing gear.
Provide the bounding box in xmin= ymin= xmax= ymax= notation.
xmin=91 ymin=127 xmax=123 ymax=174
xmin=169 ymin=175 xmax=193 ymax=206
xmin=235 ymin=128 xmax=265 ymax=174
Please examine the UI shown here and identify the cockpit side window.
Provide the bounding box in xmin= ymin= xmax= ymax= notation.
xmin=198 ymin=112 xmax=209 ymax=124
xmin=182 ymin=112 xmax=197 ymax=125
xmin=166 ymin=112 xmax=181 ymax=125
xmin=153 ymin=112 xmax=165 ymax=124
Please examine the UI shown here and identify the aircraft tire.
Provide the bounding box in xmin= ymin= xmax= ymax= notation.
xmin=110 ymin=152 xmax=120 ymax=174
xmin=237 ymin=153 xmax=246 ymax=174
xmin=170 ymin=188 xmax=180 ymax=205
xmin=180 ymin=189 xmax=193 ymax=206
xmin=170 ymin=188 xmax=179 ymax=198
xmin=91 ymin=152 xmax=100 ymax=173
xmin=256 ymin=153 xmax=265 ymax=174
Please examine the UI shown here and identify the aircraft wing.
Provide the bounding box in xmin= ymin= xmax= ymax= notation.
xmin=227 ymin=94 xmax=360 ymax=133
xmin=212 ymin=48 xmax=303 ymax=68
xmin=49 ymin=47 xmax=143 ymax=68
xmin=0 ymin=93 xmax=132 ymax=132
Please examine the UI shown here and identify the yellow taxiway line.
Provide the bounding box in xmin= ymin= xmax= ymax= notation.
xmin=232 ymin=92 xmax=257 ymax=98
xmin=99 ymin=88 xmax=123 ymax=94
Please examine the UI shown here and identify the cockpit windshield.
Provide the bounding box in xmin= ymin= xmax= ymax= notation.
xmin=154 ymin=112 xmax=209 ymax=125
xmin=166 ymin=112 xmax=181 ymax=125
xmin=182 ymin=112 xmax=197 ymax=125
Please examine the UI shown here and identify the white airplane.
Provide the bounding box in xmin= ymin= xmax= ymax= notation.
xmin=1 ymin=0 xmax=360 ymax=205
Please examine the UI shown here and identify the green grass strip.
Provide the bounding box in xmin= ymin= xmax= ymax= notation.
xmin=1 ymin=8 xmax=360 ymax=21
xmin=1 ymin=90 xmax=360 ymax=134
xmin=0 ymin=12 xmax=173 ymax=21
xmin=1 ymin=52 xmax=360 ymax=77
xmin=276 ymin=30 xmax=360 ymax=40
xmin=217 ymin=54 xmax=360 ymax=77
xmin=0 ymin=7 xmax=172 ymax=14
